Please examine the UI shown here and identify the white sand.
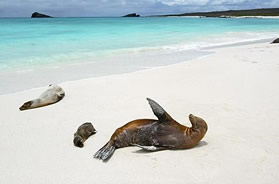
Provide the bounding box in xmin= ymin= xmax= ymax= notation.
xmin=236 ymin=16 xmax=279 ymax=19
xmin=0 ymin=42 xmax=279 ymax=183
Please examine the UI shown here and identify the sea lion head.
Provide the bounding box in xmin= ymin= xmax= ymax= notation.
xmin=189 ymin=114 xmax=208 ymax=133
xmin=73 ymin=136 xmax=84 ymax=148
xmin=19 ymin=101 xmax=33 ymax=111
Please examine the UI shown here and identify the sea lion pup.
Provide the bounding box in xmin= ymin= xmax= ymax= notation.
xmin=74 ymin=122 xmax=97 ymax=148
xmin=94 ymin=98 xmax=208 ymax=161
xmin=19 ymin=84 xmax=65 ymax=111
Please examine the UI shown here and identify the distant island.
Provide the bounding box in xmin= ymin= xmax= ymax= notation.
xmin=156 ymin=8 xmax=279 ymax=17
xmin=123 ymin=13 xmax=140 ymax=17
xmin=31 ymin=12 xmax=52 ymax=18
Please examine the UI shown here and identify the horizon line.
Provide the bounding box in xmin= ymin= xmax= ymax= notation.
xmin=0 ymin=7 xmax=278 ymax=18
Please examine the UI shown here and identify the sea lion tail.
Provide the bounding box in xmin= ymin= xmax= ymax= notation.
xmin=147 ymin=98 xmax=173 ymax=122
xmin=94 ymin=142 xmax=115 ymax=161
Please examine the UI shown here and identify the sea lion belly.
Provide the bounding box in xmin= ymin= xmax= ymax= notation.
xmin=111 ymin=119 xmax=157 ymax=148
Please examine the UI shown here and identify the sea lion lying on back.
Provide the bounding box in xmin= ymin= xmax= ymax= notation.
xmin=94 ymin=98 xmax=208 ymax=161
xmin=74 ymin=122 xmax=97 ymax=148
xmin=19 ymin=84 xmax=65 ymax=111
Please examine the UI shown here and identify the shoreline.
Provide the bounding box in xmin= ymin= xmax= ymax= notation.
xmin=0 ymin=40 xmax=278 ymax=184
xmin=0 ymin=37 xmax=276 ymax=96
xmin=0 ymin=49 xmax=212 ymax=95
xmin=164 ymin=15 xmax=279 ymax=19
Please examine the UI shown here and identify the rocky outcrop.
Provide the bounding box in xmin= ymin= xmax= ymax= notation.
xmin=31 ymin=12 xmax=52 ymax=18
xmin=271 ymin=38 xmax=279 ymax=44
xmin=122 ymin=13 xmax=140 ymax=17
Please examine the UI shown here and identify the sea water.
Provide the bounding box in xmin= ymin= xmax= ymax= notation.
xmin=0 ymin=17 xmax=279 ymax=94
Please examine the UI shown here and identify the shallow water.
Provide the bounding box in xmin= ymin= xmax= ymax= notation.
xmin=0 ymin=17 xmax=279 ymax=94
xmin=1 ymin=17 xmax=279 ymax=71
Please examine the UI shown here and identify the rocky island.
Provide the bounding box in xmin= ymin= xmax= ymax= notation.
xmin=31 ymin=12 xmax=52 ymax=18
xmin=122 ymin=13 xmax=140 ymax=17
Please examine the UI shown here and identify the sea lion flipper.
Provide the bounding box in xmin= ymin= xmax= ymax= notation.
xmin=132 ymin=144 xmax=165 ymax=151
xmin=94 ymin=142 xmax=116 ymax=161
xmin=147 ymin=98 xmax=173 ymax=122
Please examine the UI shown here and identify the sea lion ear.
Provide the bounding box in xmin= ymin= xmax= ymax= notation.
xmin=146 ymin=98 xmax=173 ymax=122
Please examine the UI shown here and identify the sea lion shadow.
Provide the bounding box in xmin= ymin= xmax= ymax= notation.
xmin=132 ymin=149 xmax=165 ymax=154
xmin=194 ymin=141 xmax=208 ymax=148
xmin=133 ymin=141 xmax=208 ymax=154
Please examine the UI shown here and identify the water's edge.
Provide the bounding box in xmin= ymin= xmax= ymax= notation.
xmin=0 ymin=38 xmax=272 ymax=96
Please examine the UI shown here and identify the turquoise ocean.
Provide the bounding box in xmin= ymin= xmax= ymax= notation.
xmin=0 ymin=17 xmax=279 ymax=94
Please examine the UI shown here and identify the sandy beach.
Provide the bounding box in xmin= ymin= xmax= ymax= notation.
xmin=0 ymin=41 xmax=279 ymax=183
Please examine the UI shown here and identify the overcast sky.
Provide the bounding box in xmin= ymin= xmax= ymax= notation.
xmin=0 ymin=0 xmax=278 ymax=17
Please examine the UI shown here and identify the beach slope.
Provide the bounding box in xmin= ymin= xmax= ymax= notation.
xmin=0 ymin=42 xmax=278 ymax=183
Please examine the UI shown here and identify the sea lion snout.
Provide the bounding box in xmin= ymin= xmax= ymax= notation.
xmin=19 ymin=101 xmax=33 ymax=111
xmin=189 ymin=114 xmax=208 ymax=131
xmin=73 ymin=136 xmax=84 ymax=148
xmin=189 ymin=114 xmax=198 ymax=124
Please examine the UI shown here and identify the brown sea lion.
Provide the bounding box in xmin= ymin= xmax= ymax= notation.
xmin=19 ymin=84 xmax=65 ymax=111
xmin=74 ymin=122 xmax=97 ymax=148
xmin=94 ymin=98 xmax=208 ymax=161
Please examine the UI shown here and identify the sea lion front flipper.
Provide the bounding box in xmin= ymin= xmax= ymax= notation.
xmin=147 ymin=98 xmax=173 ymax=122
xmin=132 ymin=144 xmax=165 ymax=151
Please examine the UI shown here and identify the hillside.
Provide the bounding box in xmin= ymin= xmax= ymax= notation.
xmin=159 ymin=8 xmax=279 ymax=17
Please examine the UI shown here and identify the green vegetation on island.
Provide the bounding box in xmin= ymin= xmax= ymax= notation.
xmin=157 ymin=8 xmax=279 ymax=17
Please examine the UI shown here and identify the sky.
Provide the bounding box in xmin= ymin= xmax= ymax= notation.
xmin=0 ymin=0 xmax=279 ymax=17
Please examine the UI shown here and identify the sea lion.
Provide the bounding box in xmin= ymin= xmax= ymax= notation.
xmin=74 ymin=122 xmax=97 ymax=148
xmin=271 ymin=38 xmax=279 ymax=44
xmin=19 ymin=84 xmax=65 ymax=111
xmin=94 ymin=98 xmax=208 ymax=161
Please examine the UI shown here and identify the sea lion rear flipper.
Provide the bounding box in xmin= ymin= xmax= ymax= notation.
xmin=94 ymin=142 xmax=116 ymax=161
xmin=147 ymin=98 xmax=173 ymax=122
xmin=132 ymin=144 xmax=165 ymax=151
